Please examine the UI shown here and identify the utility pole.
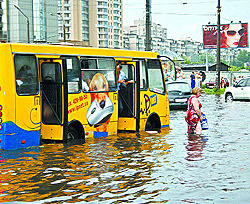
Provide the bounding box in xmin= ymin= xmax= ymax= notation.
xmin=216 ymin=0 xmax=221 ymax=89
xmin=14 ymin=4 xmax=30 ymax=43
xmin=145 ymin=0 xmax=151 ymax=51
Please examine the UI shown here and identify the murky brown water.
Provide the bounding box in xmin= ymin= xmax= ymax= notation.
xmin=0 ymin=94 xmax=249 ymax=203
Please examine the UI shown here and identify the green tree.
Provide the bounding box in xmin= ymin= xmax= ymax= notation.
xmin=199 ymin=53 xmax=215 ymax=64
xmin=182 ymin=55 xmax=191 ymax=64
xmin=230 ymin=50 xmax=250 ymax=69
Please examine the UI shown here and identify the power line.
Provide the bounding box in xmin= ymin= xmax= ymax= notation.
xmin=153 ymin=12 xmax=216 ymax=16
xmin=153 ymin=1 xmax=217 ymax=5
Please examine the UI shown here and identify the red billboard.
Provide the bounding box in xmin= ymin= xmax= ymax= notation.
xmin=203 ymin=23 xmax=248 ymax=49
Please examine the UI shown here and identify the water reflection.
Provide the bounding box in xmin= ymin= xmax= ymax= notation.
xmin=185 ymin=134 xmax=208 ymax=161
xmin=0 ymin=131 xmax=173 ymax=203
xmin=0 ymin=94 xmax=249 ymax=203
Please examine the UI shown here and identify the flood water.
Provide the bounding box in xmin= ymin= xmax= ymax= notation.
xmin=0 ymin=94 xmax=249 ymax=203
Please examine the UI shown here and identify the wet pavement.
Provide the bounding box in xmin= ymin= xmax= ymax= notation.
xmin=0 ymin=94 xmax=249 ymax=203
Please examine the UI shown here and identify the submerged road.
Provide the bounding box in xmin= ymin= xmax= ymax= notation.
xmin=0 ymin=94 xmax=249 ymax=203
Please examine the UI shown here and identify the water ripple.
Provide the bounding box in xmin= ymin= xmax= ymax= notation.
xmin=0 ymin=94 xmax=249 ymax=203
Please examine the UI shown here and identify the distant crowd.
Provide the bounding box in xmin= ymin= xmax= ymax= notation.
xmin=163 ymin=63 xmax=247 ymax=89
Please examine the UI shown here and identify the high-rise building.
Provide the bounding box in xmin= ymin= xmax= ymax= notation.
xmin=123 ymin=20 xmax=168 ymax=52
xmin=3 ymin=0 xmax=58 ymax=43
xmin=33 ymin=0 xmax=58 ymax=43
xmin=2 ymin=0 xmax=123 ymax=48
xmin=81 ymin=0 xmax=89 ymax=43
xmin=6 ymin=0 xmax=33 ymax=43
xmin=58 ymin=0 xmax=89 ymax=45
xmin=89 ymin=0 xmax=123 ymax=48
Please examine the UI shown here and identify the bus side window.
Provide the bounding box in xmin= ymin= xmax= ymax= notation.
xmin=147 ymin=59 xmax=165 ymax=94
xmin=80 ymin=58 xmax=116 ymax=92
xmin=14 ymin=54 xmax=39 ymax=95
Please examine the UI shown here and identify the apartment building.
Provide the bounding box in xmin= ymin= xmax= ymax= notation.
xmin=2 ymin=0 xmax=123 ymax=48
xmin=123 ymin=20 xmax=170 ymax=54
xmin=123 ymin=19 xmax=242 ymax=63
xmin=89 ymin=0 xmax=123 ymax=48
xmin=58 ymin=0 xmax=123 ymax=48
xmin=58 ymin=0 xmax=87 ymax=44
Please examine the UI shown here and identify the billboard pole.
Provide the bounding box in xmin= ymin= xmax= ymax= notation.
xmin=216 ymin=0 xmax=221 ymax=89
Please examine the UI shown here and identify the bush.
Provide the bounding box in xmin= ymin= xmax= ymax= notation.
xmin=203 ymin=88 xmax=225 ymax=95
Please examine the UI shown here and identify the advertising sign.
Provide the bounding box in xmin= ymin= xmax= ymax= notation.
xmin=203 ymin=23 xmax=248 ymax=49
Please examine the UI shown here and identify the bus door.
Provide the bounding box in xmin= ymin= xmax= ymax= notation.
xmin=14 ymin=54 xmax=40 ymax=148
xmin=39 ymin=59 xmax=67 ymax=141
xmin=118 ymin=61 xmax=140 ymax=132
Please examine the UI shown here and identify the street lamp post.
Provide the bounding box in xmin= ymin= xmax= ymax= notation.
xmin=14 ymin=4 xmax=30 ymax=43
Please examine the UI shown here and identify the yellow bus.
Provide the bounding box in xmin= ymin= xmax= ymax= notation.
xmin=0 ymin=43 xmax=170 ymax=150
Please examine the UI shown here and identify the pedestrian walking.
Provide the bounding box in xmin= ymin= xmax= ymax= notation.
xmin=185 ymin=87 xmax=203 ymax=135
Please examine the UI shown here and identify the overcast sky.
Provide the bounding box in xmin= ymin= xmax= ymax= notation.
xmin=123 ymin=0 xmax=250 ymax=43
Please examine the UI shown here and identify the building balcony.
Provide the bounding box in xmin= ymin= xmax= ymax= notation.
xmin=64 ymin=10 xmax=71 ymax=14
xmin=113 ymin=7 xmax=121 ymax=11
xmin=99 ymin=31 xmax=108 ymax=35
xmin=64 ymin=17 xmax=71 ymax=21
xmin=98 ymin=38 xmax=108 ymax=43
xmin=97 ymin=11 xmax=108 ymax=15
xmin=113 ymin=13 xmax=120 ymax=17
xmin=113 ymin=19 xmax=121 ymax=23
xmin=63 ymin=3 xmax=71 ymax=7
xmin=97 ymin=4 xmax=108 ymax=9
xmin=95 ymin=24 xmax=109 ymax=28
xmin=97 ymin=17 xmax=108 ymax=21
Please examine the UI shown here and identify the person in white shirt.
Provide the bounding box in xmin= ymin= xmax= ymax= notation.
xmin=195 ymin=71 xmax=202 ymax=88
xmin=176 ymin=66 xmax=185 ymax=81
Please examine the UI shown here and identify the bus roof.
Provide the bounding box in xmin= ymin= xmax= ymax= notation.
xmin=1 ymin=43 xmax=159 ymax=59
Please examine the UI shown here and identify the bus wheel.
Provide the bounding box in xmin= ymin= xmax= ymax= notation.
xmin=66 ymin=126 xmax=79 ymax=140
xmin=145 ymin=113 xmax=161 ymax=133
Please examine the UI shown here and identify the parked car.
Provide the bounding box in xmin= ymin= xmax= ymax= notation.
xmin=205 ymin=77 xmax=229 ymax=88
xmin=166 ymin=81 xmax=192 ymax=109
xmin=205 ymin=78 xmax=217 ymax=89
xmin=224 ymin=76 xmax=250 ymax=101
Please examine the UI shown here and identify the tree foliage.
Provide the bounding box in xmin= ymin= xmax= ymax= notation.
xmin=199 ymin=53 xmax=215 ymax=64
xmin=230 ymin=50 xmax=250 ymax=70
xmin=182 ymin=50 xmax=249 ymax=70
xmin=182 ymin=53 xmax=215 ymax=64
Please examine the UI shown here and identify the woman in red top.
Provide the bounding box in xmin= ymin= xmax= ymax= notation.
xmin=185 ymin=87 xmax=203 ymax=134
